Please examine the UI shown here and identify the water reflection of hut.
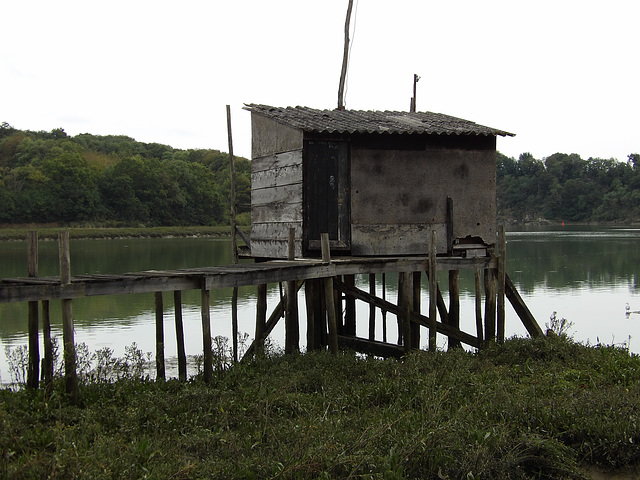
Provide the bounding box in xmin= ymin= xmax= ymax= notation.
xmin=245 ymin=104 xmax=514 ymax=259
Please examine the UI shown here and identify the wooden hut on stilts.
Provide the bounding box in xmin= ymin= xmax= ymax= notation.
xmin=244 ymin=104 xmax=543 ymax=357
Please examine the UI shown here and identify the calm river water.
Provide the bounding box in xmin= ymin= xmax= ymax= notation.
xmin=1 ymin=226 xmax=639 ymax=382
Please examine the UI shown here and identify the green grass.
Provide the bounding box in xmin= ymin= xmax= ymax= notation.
xmin=1 ymin=335 xmax=639 ymax=479
xmin=0 ymin=225 xmax=234 ymax=241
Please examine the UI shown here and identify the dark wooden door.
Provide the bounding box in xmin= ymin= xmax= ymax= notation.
xmin=304 ymin=140 xmax=350 ymax=252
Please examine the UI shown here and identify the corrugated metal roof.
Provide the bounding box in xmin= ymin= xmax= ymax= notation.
xmin=244 ymin=104 xmax=514 ymax=137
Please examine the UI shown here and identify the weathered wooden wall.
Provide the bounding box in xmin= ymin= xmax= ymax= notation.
xmin=250 ymin=114 xmax=304 ymax=259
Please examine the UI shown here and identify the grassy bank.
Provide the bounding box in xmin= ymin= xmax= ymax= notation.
xmin=0 ymin=225 xmax=235 ymax=241
xmin=1 ymin=335 xmax=639 ymax=479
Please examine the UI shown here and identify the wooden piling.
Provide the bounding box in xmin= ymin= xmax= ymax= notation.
xmin=173 ymin=290 xmax=187 ymax=381
xmin=428 ymin=230 xmax=438 ymax=351
xmin=344 ymin=274 xmax=356 ymax=336
xmin=474 ymin=267 xmax=484 ymax=346
xmin=27 ymin=231 xmax=39 ymax=389
xmin=368 ymin=274 xmax=376 ymax=341
xmin=285 ymin=228 xmax=299 ymax=354
xmin=484 ymin=267 xmax=497 ymax=343
xmin=412 ymin=271 xmax=421 ymax=349
xmin=58 ymin=231 xmax=77 ymax=403
xmin=322 ymin=233 xmax=339 ymax=354
xmin=255 ymin=283 xmax=267 ymax=356
xmin=201 ymin=286 xmax=213 ymax=383
xmin=41 ymin=300 xmax=53 ymax=386
xmin=448 ymin=270 xmax=461 ymax=350
xmin=154 ymin=291 xmax=165 ymax=381
xmin=497 ymin=225 xmax=506 ymax=343
xmin=398 ymin=271 xmax=413 ymax=353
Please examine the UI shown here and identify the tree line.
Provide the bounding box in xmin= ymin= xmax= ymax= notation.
xmin=0 ymin=123 xmax=250 ymax=226
xmin=498 ymin=151 xmax=640 ymax=223
xmin=1 ymin=122 xmax=638 ymax=226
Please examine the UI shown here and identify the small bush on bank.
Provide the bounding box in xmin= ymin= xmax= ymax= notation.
xmin=1 ymin=336 xmax=639 ymax=479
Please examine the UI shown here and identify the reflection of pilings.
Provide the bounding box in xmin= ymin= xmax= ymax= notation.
xmin=27 ymin=231 xmax=39 ymax=390
xmin=155 ymin=292 xmax=165 ymax=381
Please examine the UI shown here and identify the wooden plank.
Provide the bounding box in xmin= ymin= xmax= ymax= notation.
xmin=251 ymin=222 xmax=303 ymax=240
xmin=338 ymin=335 xmax=405 ymax=359
xmin=0 ymin=256 xmax=497 ymax=303
xmin=252 ymin=202 xmax=302 ymax=224
xmin=505 ymin=273 xmax=544 ymax=338
xmin=251 ymin=183 xmax=302 ymax=207
xmin=252 ymin=150 xmax=302 ymax=173
xmin=251 ymin=163 xmax=302 ymax=190
xmin=351 ymin=223 xmax=448 ymax=255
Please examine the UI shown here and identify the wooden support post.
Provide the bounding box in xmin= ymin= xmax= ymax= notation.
xmin=255 ymin=284 xmax=267 ymax=356
xmin=42 ymin=300 xmax=53 ymax=387
xmin=412 ymin=271 xmax=421 ymax=349
xmin=448 ymin=270 xmax=461 ymax=350
xmin=232 ymin=286 xmax=239 ymax=363
xmin=484 ymin=267 xmax=497 ymax=343
xmin=368 ymin=274 xmax=376 ymax=341
xmin=174 ymin=290 xmax=187 ymax=381
xmin=505 ymin=273 xmax=544 ymax=338
xmin=154 ymin=292 xmax=165 ymax=381
xmin=285 ymin=228 xmax=299 ymax=354
xmin=474 ymin=268 xmax=484 ymax=346
xmin=381 ymin=273 xmax=388 ymax=343
xmin=446 ymin=196 xmax=454 ymax=255
xmin=201 ymin=286 xmax=213 ymax=383
xmin=428 ymin=230 xmax=438 ymax=351
xmin=27 ymin=231 xmax=39 ymax=389
xmin=398 ymin=271 xmax=413 ymax=353
xmin=59 ymin=231 xmax=77 ymax=403
xmin=344 ymin=274 xmax=356 ymax=336
xmin=497 ymin=225 xmax=506 ymax=343
xmin=322 ymin=233 xmax=339 ymax=354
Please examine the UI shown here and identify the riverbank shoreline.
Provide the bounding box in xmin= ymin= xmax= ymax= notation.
xmin=0 ymin=225 xmax=240 ymax=241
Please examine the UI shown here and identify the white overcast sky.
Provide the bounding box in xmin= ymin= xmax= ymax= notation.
xmin=2 ymin=0 xmax=638 ymax=162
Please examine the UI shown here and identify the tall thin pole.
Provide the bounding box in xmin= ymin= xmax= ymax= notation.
xmin=227 ymin=105 xmax=239 ymax=362
xmin=337 ymin=0 xmax=354 ymax=110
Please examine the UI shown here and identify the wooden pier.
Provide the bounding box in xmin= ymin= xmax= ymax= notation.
xmin=1 ymin=230 xmax=542 ymax=400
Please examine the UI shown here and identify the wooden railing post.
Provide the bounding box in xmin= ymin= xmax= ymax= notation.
xmin=27 ymin=231 xmax=39 ymax=389
xmin=59 ymin=230 xmax=77 ymax=403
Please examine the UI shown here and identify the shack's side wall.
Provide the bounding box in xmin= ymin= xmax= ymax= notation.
xmin=250 ymin=114 xmax=304 ymax=258
xmin=350 ymin=134 xmax=497 ymax=255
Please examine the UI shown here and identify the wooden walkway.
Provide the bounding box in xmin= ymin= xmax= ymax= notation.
xmin=1 ymin=234 xmax=543 ymax=401
xmin=0 ymin=255 xmax=494 ymax=303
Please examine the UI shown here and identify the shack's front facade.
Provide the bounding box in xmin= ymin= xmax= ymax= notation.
xmin=246 ymin=104 xmax=513 ymax=259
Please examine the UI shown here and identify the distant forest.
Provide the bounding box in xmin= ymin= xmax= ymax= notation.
xmin=0 ymin=122 xmax=638 ymax=226
xmin=0 ymin=123 xmax=250 ymax=226
xmin=497 ymin=151 xmax=640 ymax=223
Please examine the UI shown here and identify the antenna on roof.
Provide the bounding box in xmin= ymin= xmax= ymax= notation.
xmin=337 ymin=0 xmax=354 ymax=111
xmin=410 ymin=74 xmax=421 ymax=112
